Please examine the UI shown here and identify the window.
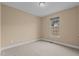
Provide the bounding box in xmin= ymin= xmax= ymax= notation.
xmin=50 ymin=17 xmax=60 ymax=35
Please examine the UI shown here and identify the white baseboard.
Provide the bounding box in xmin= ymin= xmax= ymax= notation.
xmin=41 ymin=38 xmax=79 ymax=50
xmin=0 ymin=39 xmax=38 ymax=51
xmin=1 ymin=38 xmax=79 ymax=51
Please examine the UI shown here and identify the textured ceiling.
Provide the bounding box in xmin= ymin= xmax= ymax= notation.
xmin=3 ymin=2 xmax=79 ymax=17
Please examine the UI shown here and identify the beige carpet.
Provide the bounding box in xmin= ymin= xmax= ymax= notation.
xmin=1 ymin=40 xmax=79 ymax=56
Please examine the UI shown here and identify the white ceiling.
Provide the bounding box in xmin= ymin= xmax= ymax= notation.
xmin=3 ymin=2 xmax=79 ymax=17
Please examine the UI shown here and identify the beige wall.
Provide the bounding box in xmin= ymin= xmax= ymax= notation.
xmin=1 ymin=4 xmax=79 ymax=48
xmin=42 ymin=6 xmax=79 ymax=46
xmin=76 ymin=6 xmax=79 ymax=42
xmin=0 ymin=3 xmax=1 ymax=49
xmin=1 ymin=4 xmax=41 ymax=48
xmin=78 ymin=6 xmax=79 ymax=37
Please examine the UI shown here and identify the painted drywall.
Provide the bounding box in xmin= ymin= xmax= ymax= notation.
xmin=1 ymin=4 xmax=79 ymax=49
xmin=78 ymin=6 xmax=79 ymax=38
xmin=0 ymin=3 xmax=1 ymax=49
xmin=42 ymin=6 xmax=79 ymax=46
xmin=77 ymin=7 xmax=79 ymax=42
xmin=1 ymin=4 xmax=40 ymax=48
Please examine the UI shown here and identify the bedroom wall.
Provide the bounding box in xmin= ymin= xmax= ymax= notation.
xmin=77 ymin=7 xmax=79 ymax=42
xmin=77 ymin=6 xmax=79 ymax=39
xmin=0 ymin=3 xmax=1 ymax=49
xmin=1 ymin=4 xmax=41 ymax=48
xmin=42 ymin=6 xmax=79 ymax=46
xmin=1 ymin=4 xmax=79 ymax=49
